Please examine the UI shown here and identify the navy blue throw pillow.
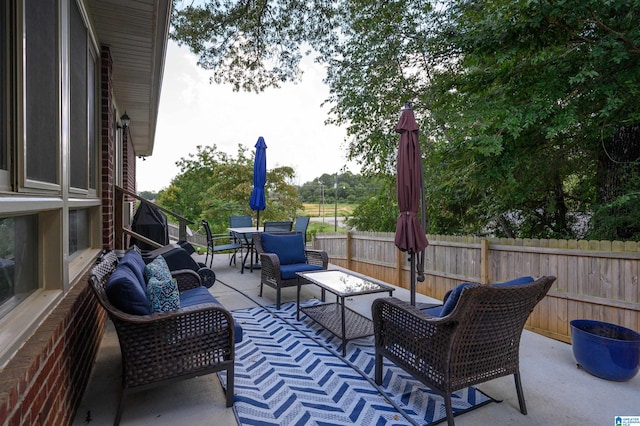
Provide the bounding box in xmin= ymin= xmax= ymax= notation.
xmin=440 ymin=282 xmax=477 ymax=317
xmin=106 ymin=264 xmax=150 ymax=315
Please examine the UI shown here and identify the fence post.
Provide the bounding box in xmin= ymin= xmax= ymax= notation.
xmin=346 ymin=231 xmax=352 ymax=270
xmin=481 ymin=239 xmax=490 ymax=284
xmin=396 ymin=249 xmax=403 ymax=287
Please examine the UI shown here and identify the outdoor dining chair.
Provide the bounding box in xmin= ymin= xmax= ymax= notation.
xmin=293 ymin=216 xmax=310 ymax=243
xmin=263 ymin=221 xmax=293 ymax=233
xmin=201 ymin=219 xmax=242 ymax=268
xmin=229 ymin=215 xmax=252 ymax=241
xmin=229 ymin=215 xmax=253 ymax=266
xmin=229 ymin=215 xmax=252 ymax=238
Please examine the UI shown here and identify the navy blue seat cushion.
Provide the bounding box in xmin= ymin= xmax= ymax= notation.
xmin=180 ymin=287 xmax=243 ymax=343
xmin=106 ymin=263 xmax=151 ymax=315
xmin=422 ymin=305 xmax=444 ymax=317
xmin=261 ymin=233 xmax=307 ymax=265
xmin=118 ymin=249 xmax=146 ymax=289
xmin=280 ymin=263 xmax=323 ymax=280
xmin=180 ymin=286 xmax=216 ymax=306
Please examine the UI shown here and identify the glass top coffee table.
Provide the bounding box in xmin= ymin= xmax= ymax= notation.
xmin=296 ymin=269 xmax=394 ymax=356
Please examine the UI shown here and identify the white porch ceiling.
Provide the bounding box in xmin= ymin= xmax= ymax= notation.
xmin=86 ymin=0 xmax=172 ymax=156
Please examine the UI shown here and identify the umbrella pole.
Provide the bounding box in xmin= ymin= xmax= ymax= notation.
xmin=416 ymin=139 xmax=427 ymax=284
xmin=410 ymin=253 xmax=416 ymax=306
xmin=256 ymin=211 xmax=260 ymax=230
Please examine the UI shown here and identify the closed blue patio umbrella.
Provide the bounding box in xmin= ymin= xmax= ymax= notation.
xmin=249 ymin=136 xmax=267 ymax=229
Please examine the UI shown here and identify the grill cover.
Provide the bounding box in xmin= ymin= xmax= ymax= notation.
xmin=130 ymin=203 xmax=169 ymax=250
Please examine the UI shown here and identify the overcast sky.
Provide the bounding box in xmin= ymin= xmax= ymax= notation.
xmin=136 ymin=41 xmax=359 ymax=192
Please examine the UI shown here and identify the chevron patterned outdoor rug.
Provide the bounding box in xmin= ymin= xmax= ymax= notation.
xmin=218 ymin=300 xmax=495 ymax=426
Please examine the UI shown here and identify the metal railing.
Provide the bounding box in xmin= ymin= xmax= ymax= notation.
xmin=114 ymin=185 xmax=194 ymax=250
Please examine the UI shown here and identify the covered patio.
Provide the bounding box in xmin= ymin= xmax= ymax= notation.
xmin=74 ymin=251 xmax=639 ymax=425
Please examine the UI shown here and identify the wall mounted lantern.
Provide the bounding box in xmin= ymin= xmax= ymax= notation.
xmin=120 ymin=111 xmax=131 ymax=129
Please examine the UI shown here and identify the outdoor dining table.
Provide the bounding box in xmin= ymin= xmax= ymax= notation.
xmin=227 ymin=226 xmax=264 ymax=273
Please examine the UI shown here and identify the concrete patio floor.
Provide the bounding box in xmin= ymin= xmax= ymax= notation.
xmin=74 ymin=251 xmax=640 ymax=426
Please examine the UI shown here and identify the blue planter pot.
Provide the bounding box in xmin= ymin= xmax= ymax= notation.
xmin=570 ymin=319 xmax=640 ymax=382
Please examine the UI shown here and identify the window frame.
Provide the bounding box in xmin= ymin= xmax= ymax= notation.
xmin=69 ymin=0 xmax=99 ymax=197
xmin=0 ymin=0 xmax=104 ymax=367
xmin=18 ymin=0 xmax=61 ymax=192
xmin=0 ymin=1 xmax=13 ymax=192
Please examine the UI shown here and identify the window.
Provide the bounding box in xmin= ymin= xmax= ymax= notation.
xmin=24 ymin=0 xmax=58 ymax=185
xmin=1 ymin=2 xmax=6 ymax=172
xmin=68 ymin=209 xmax=89 ymax=256
xmin=70 ymin=0 xmax=87 ymax=190
xmin=88 ymin=49 xmax=97 ymax=190
xmin=69 ymin=0 xmax=98 ymax=193
xmin=0 ymin=0 xmax=105 ymax=366
xmin=0 ymin=1 xmax=9 ymax=191
xmin=0 ymin=215 xmax=39 ymax=320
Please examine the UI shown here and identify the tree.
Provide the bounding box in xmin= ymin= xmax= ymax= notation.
xmin=331 ymin=0 xmax=640 ymax=238
xmin=156 ymin=145 xmax=220 ymax=222
xmin=420 ymin=0 xmax=640 ymax=238
xmin=296 ymin=172 xmax=377 ymax=205
xmin=170 ymin=0 xmax=339 ymax=92
xmin=170 ymin=0 xmax=640 ymax=240
xmin=156 ymin=144 xmax=302 ymax=234
xmin=137 ymin=190 xmax=158 ymax=201
xmin=345 ymin=176 xmax=398 ymax=232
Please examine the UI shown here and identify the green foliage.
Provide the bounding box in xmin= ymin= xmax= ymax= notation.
xmin=138 ymin=190 xmax=158 ymax=201
xmin=171 ymin=0 xmax=339 ymax=92
xmin=156 ymin=145 xmax=302 ymax=234
xmin=346 ymin=177 xmax=399 ymax=232
xmin=588 ymin=193 xmax=640 ymax=241
xmin=307 ymin=221 xmax=346 ymax=239
xmin=171 ymin=0 xmax=640 ymax=241
xmin=156 ymin=145 xmax=220 ymax=221
xmin=330 ymin=0 xmax=640 ymax=239
xmin=297 ymin=171 xmax=380 ymax=204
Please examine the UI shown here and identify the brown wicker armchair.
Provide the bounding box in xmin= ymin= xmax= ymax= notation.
xmin=89 ymin=251 xmax=236 ymax=425
xmin=254 ymin=232 xmax=329 ymax=309
xmin=372 ymin=275 xmax=556 ymax=426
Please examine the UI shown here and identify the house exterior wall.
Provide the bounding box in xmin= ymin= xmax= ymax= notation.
xmin=0 ymin=267 xmax=105 ymax=425
xmin=0 ymin=0 xmax=167 ymax=423
xmin=101 ymin=46 xmax=116 ymax=250
xmin=0 ymin=36 xmax=117 ymax=426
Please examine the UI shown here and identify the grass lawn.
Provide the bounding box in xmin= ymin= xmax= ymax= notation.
xmin=300 ymin=203 xmax=355 ymax=217
xmin=307 ymin=220 xmax=350 ymax=236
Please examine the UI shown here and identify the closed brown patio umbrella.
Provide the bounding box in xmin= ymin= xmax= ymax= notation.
xmin=394 ymin=102 xmax=429 ymax=305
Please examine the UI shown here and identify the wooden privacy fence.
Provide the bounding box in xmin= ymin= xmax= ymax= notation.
xmin=312 ymin=232 xmax=640 ymax=343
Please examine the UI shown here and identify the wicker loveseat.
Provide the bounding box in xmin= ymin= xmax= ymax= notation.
xmin=372 ymin=275 xmax=556 ymax=426
xmin=89 ymin=250 xmax=239 ymax=425
xmin=254 ymin=232 xmax=329 ymax=309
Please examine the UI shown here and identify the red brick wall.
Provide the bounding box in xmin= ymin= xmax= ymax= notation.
xmin=0 ymin=267 xmax=106 ymax=425
xmin=100 ymin=46 xmax=115 ymax=250
xmin=0 ymin=43 xmax=119 ymax=426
